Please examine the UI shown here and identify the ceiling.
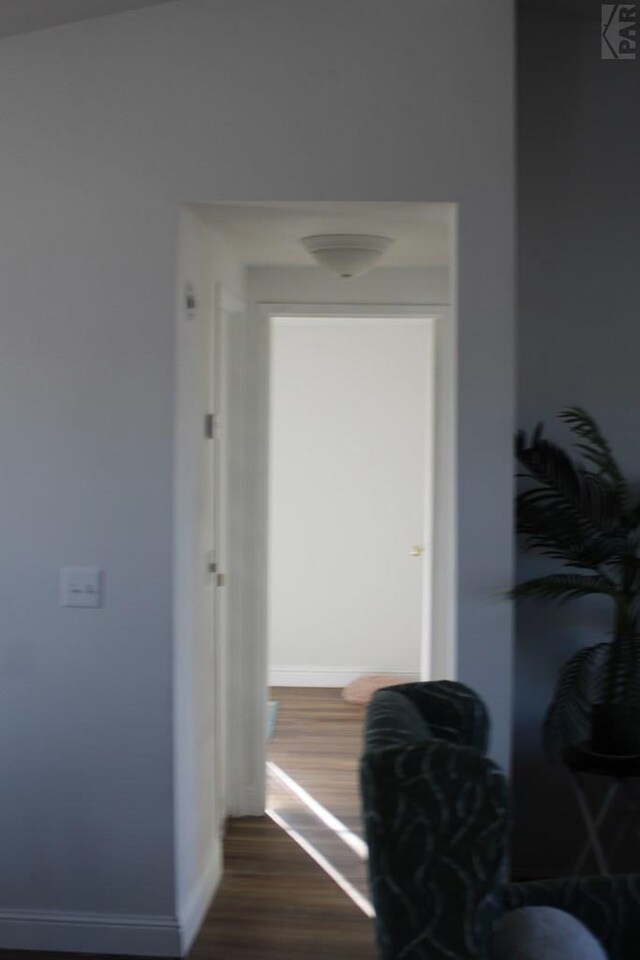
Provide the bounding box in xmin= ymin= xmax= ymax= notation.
xmin=195 ymin=202 xmax=452 ymax=269
xmin=0 ymin=0 xmax=599 ymax=41
xmin=519 ymin=0 xmax=601 ymax=20
xmin=0 ymin=0 xmax=176 ymax=39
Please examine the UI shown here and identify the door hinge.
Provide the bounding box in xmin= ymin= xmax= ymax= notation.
xmin=216 ymin=573 xmax=226 ymax=587
xmin=205 ymin=413 xmax=219 ymax=440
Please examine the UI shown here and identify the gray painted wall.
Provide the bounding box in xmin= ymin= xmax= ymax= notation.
xmin=0 ymin=0 xmax=514 ymax=950
xmin=514 ymin=7 xmax=640 ymax=877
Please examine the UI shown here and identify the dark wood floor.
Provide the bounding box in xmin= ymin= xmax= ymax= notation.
xmin=191 ymin=687 xmax=375 ymax=958
xmin=267 ymin=686 xmax=366 ymax=834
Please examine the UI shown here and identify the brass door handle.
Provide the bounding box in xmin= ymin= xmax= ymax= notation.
xmin=409 ymin=545 xmax=425 ymax=557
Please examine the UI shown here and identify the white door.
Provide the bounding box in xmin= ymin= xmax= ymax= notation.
xmin=267 ymin=315 xmax=434 ymax=685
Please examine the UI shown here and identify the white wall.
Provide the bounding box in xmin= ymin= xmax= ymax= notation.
xmin=248 ymin=265 xmax=450 ymax=306
xmin=514 ymin=8 xmax=640 ymax=879
xmin=0 ymin=0 xmax=514 ymax=952
xmin=268 ymin=317 xmax=432 ymax=685
xmin=224 ymin=266 xmax=270 ymax=818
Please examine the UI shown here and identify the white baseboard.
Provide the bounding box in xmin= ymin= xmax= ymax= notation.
xmin=0 ymin=908 xmax=180 ymax=956
xmin=227 ymin=782 xmax=265 ymax=818
xmin=269 ymin=666 xmax=420 ymax=687
xmin=178 ymin=846 xmax=222 ymax=955
xmin=0 ymin=854 xmax=224 ymax=960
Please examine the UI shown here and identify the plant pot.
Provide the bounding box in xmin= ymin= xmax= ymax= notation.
xmin=590 ymin=701 xmax=640 ymax=756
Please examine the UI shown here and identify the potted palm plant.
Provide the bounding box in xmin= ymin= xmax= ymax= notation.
xmin=514 ymin=407 xmax=640 ymax=759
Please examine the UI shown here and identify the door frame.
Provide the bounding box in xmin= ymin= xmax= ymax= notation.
xmin=211 ymin=282 xmax=241 ymax=821
xmin=225 ymin=297 xmax=456 ymax=815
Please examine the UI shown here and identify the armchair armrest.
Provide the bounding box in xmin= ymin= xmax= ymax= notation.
xmin=505 ymin=874 xmax=640 ymax=960
xmin=361 ymin=739 xmax=509 ymax=959
xmin=388 ymin=681 xmax=490 ymax=754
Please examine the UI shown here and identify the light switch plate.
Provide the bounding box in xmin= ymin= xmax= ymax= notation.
xmin=60 ymin=567 xmax=103 ymax=608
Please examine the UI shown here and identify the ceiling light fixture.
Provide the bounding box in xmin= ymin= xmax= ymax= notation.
xmin=300 ymin=234 xmax=393 ymax=278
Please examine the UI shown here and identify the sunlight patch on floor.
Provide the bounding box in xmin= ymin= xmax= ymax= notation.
xmin=267 ymin=760 xmax=368 ymax=860
xmin=265 ymin=806 xmax=375 ymax=918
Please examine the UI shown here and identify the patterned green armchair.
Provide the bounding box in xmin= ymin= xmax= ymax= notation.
xmin=360 ymin=680 xmax=640 ymax=959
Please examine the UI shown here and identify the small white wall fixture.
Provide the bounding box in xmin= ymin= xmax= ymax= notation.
xmin=299 ymin=234 xmax=394 ymax=278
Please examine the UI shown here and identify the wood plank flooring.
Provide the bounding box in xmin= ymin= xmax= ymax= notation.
xmin=267 ymin=686 xmax=367 ymax=834
xmin=191 ymin=687 xmax=375 ymax=958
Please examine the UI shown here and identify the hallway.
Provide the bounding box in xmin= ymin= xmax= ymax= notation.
xmin=190 ymin=688 xmax=374 ymax=958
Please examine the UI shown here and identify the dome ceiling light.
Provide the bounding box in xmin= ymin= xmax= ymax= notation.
xmin=300 ymin=234 xmax=394 ymax=278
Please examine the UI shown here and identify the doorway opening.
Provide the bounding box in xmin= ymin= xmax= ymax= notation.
xmin=263 ymin=303 xmax=438 ymax=914
xmin=173 ymin=200 xmax=456 ymax=933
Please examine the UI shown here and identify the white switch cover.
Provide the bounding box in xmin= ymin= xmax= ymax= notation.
xmin=60 ymin=567 xmax=103 ymax=608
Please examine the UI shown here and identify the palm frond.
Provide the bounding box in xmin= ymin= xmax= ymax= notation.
xmin=516 ymin=432 xmax=628 ymax=545
xmin=544 ymin=638 xmax=640 ymax=757
xmin=543 ymin=643 xmax=609 ymax=758
xmin=516 ymin=431 xmax=581 ymax=504
xmin=515 ymin=490 xmax=629 ymax=574
xmin=607 ymin=635 xmax=640 ymax=705
xmin=516 ymin=489 xmax=622 ymax=563
xmin=516 ymin=409 xmax=640 ymax=757
xmin=560 ymin=406 xmax=629 ymax=496
xmin=515 ymin=417 xmax=635 ymax=578
xmin=511 ymin=574 xmax=617 ymax=605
